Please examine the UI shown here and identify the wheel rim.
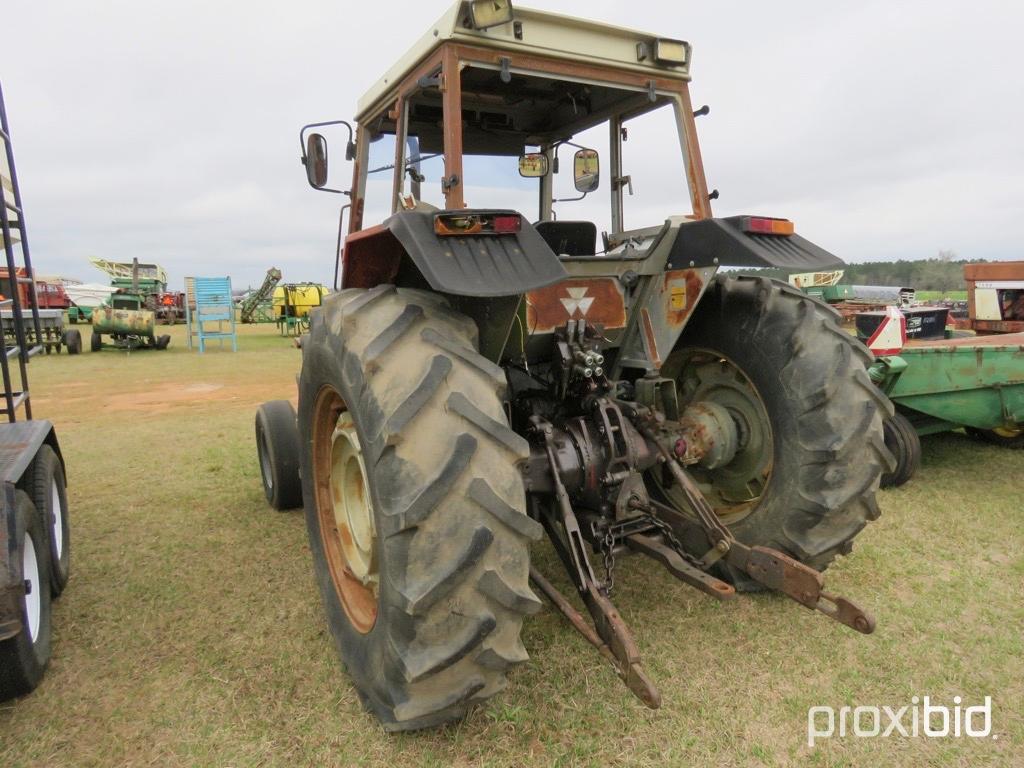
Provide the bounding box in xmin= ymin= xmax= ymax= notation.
xmin=258 ymin=433 xmax=273 ymax=491
xmin=23 ymin=532 xmax=41 ymax=643
xmin=51 ymin=478 xmax=63 ymax=560
xmin=312 ymin=386 xmax=378 ymax=634
xmin=993 ymin=426 xmax=1023 ymax=439
xmin=657 ymin=349 xmax=774 ymax=525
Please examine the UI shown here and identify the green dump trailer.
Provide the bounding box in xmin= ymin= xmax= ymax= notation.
xmin=870 ymin=332 xmax=1024 ymax=486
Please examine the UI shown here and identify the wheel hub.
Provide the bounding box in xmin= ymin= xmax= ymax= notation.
xmin=312 ymin=387 xmax=379 ymax=634
xmin=51 ymin=478 xmax=63 ymax=560
xmin=330 ymin=413 xmax=376 ymax=585
xmin=23 ymin=532 xmax=41 ymax=643
xmin=656 ymin=349 xmax=773 ymax=524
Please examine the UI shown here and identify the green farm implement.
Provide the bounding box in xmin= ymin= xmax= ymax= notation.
xmin=866 ymin=310 xmax=1024 ymax=485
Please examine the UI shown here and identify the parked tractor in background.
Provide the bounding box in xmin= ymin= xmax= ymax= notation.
xmin=255 ymin=2 xmax=892 ymax=731
xmin=90 ymin=259 xmax=170 ymax=351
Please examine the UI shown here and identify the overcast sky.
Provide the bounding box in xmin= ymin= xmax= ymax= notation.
xmin=2 ymin=1 xmax=1022 ymax=290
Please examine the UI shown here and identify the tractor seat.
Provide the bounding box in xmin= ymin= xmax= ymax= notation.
xmin=534 ymin=220 xmax=597 ymax=257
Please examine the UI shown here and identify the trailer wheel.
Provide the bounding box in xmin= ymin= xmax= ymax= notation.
xmin=0 ymin=491 xmax=53 ymax=700
xmin=966 ymin=426 xmax=1024 ymax=449
xmin=298 ymin=286 xmax=540 ymax=731
xmin=90 ymin=331 xmax=102 ymax=352
xmin=156 ymin=334 xmax=171 ymax=350
xmin=25 ymin=446 xmax=71 ymax=596
xmin=655 ymin=275 xmax=893 ymax=590
xmin=64 ymin=329 xmax=82 ymax=355
xmin=255 ymin=400 xmax=302 ymax=510
xmin=880 ymin=411 xmax=922 ymax=488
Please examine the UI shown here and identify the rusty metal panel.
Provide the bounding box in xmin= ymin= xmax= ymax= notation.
xmin=616 ymin=266 xmax=715 ymax=372
xmin=526 ymin=277 xmax=627 ymax=334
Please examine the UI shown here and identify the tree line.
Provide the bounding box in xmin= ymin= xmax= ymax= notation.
xmin=731 ymin=255 xmax=983 ymax=292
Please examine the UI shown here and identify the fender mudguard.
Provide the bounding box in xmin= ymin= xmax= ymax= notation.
xmin=342 ymin=209 xmax=567 ymax=297
xmin=667 ymin=216 xmax=844 ymax=270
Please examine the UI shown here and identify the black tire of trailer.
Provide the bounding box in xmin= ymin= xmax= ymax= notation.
xmin=90 ymin=331 xmax=102 ymax=352
xmin=658 ymin=275 xmax=894 ymax=591
xmin=298 ymin=285 xmax=541 ymax=731
xmin=880 ymin=411 xmax=922 ymax=488
xmin=0 ymin=491 xmax=53 ymax=700
xmin=255 ymin=400 xmax=303 ymax=510
xmin=64 ymin=329 xmax=83 ymax=355
xmin=22 ymin=446 xmax=71 ymax=597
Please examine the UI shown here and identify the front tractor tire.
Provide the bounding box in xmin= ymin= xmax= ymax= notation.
xmin=658 ymin=275 xmax=893 ymax=589
xmin=298 ymin=285 xmax=542 ymax=731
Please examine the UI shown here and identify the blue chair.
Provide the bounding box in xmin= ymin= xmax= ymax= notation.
xmin=185 ymin=276 xmax=238 ymax=353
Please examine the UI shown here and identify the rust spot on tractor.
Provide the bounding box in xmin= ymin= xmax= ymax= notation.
xmin=526 ymin=277 xmax=626 ymax=333
xmin=337 ymin=522 xmax=354 ymax=548
xmin=663 ymin=269 xmax=704 ymax=327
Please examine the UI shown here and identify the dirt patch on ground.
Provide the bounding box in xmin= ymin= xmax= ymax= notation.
xmin=100 ymin=381 xmax=272 ymax=414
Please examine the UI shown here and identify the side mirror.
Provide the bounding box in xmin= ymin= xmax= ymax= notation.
xmin=518 ymin=153 xmax=550 ymax=178
xmin=305 ymin=133 xmax=329 ymax=189
xmin=573 ymin=148 xmax=599 ymax=193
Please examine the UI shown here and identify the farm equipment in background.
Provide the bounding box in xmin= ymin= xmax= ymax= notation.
xmin=0 ymin=267 xmax=81 ymax=354
xmin=0 ymin=80 xmax=73 ymax=700
xmin=89 ymin=259 xmax=170 ymax=351
xmin=790 ymin=270 xmax=916 ymax=320
xmin=254 ymin=2 xmax=891 ymax=732
xmin=862 ymin=308 xmax=1024 ymax=487
xmin=963 ymin=261 xmax=1024 ymax=335
xmin=156 ymin=291 xmax=185 ymax=324
xmin=273 ymin=282 xmax=325 ymax=336
xmin=65 ymin=282 xmax=114 ymax=325
xmin=239 ymin=267 xmax=282 ymax=323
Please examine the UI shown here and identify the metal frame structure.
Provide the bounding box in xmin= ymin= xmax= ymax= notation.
xmin=0 ymin=81 xmax=44 ymax=421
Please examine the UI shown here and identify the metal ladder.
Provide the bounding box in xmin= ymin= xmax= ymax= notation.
xmin=0 ymin=81 xmax=45 ymax=422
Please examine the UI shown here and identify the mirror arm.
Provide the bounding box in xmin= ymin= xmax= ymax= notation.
xmin=299 ymin=120 xmax=357 ymax=193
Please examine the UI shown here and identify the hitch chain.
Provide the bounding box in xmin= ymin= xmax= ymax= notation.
xmin=601 ymin=528 xmax=616 ymax=595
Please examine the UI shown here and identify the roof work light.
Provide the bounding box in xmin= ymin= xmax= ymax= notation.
xmin=468 ymin=0 xmax=515 ymax=30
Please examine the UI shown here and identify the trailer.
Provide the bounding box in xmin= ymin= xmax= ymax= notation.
xmin=0 ymin=80 xmax=72 ymax=700
xmin=864 ymin=309 xmax=1024 ymax=486
xmin=0 ymin=308 xmax=81 ymax=355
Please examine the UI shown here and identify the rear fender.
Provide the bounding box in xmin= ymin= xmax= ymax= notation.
xmin=340 ymin=210 xmax=567 ymax=362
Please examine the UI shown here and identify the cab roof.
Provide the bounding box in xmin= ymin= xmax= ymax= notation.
xmin=356 ymin=2 xmax=692 ymax=122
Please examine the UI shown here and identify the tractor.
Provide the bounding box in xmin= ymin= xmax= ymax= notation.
xmin=255 ymin=2 xmax=892 ymax=731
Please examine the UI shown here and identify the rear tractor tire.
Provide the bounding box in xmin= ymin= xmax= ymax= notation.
xmin=298 ymin=285 xmax=542 ymax=731
xmin=880 ymin=411 xmax=922 ymax=488
xmin=255 ymin=400 xmax=302 ymax=510
xmin=655 ymin=275 xmax=894 ymax=590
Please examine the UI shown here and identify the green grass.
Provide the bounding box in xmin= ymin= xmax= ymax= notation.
xmin=1 ymin=322 xmax=1021 ymax=767
xmin=915 ymin=290 xmax=967 ymax=302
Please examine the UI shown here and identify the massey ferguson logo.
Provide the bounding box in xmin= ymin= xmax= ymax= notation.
xmin=560 ymin=287 xmax=594 ymax=317
xmin=526 ymin=278 xmax=627 ymax=333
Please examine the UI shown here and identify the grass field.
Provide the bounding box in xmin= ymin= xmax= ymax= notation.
xmin=915 ymin=290 xmax=968 ymax=302
xmin=1 ymin=322 xmax=1021 ymax=767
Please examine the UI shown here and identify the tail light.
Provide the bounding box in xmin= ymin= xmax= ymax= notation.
xmin=742 ymin=217 xmax=795 ymax=236
xmin=434 ymin=213 xmax=522 ymax=236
